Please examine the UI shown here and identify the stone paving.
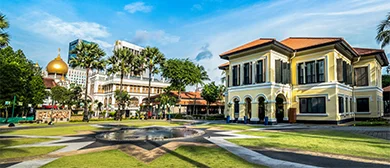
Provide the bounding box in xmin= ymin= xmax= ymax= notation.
xmin=206 ymin=130 xmax=318 ymax=168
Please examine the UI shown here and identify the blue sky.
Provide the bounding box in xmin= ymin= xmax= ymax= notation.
xmin=1 ymin=0 xmax=390 ymax=85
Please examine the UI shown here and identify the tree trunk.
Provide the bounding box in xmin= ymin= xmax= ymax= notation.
xmin=178 ymin=89 xmax=181 ymax=114
xmin=148 ymin=67 xmax=152 ymax=118
xmin=192 ymin=84 xmax=198 ymax=116
xmin=206 ymin=102 xmax=210 ymax=116
xmin=118 ymin=71 xmax=124 ymax=121
xmin=5 ymin=107 xmax=8 ymax=122
xmin=83 ymin=68 xmax=90 ymax=122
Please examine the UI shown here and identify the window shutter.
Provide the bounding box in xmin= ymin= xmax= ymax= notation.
xmin=343 ymin=61 xmax=347 ymax=83
xmin=354 ymin=68 xmax=359 ymax=86
xmin=287 ymin=63 xmax=291 ymax=83
xmin=238 ymin=64 xmax=241 ymax=85
xmin=255 ymin=62 xmax=258 ymax=83
xmin=249 ymin=62 xmax=252 ymax=84
xmin=337 ymin=59 xmax=343 ymax=82
xmin=263 ymin=59 xmax=266 ymax=82
xmin=227 ymin=75 xmax=230 ymax=87
xmin=363 ymin=67 xmax=368 ymax=86
xmin=275 ymin=60 xmax=279 ymax=83
xmin=348 ymin=64 xmax=352 ymax=85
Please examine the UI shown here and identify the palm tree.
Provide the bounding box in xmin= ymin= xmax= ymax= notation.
xmin=376 ymin=12 xmax=390 ymax=49
xmin=141 ymin=46 xmax=166 ymax=116
xmin=69 ymin=42 xmax=106 ymax=122
xmin=0 ymin=13 xmax=10 ymax=48
xmin=192 ymin=65 xmax=209 ymax=116
xmin=107 ymin=48 xmax=141 ymax=120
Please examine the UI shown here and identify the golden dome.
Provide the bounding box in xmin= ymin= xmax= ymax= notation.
xmin=46 ymin=48 xmax=68 ymax=75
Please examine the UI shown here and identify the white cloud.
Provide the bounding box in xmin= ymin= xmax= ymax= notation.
xmin=16 ymin=12 xmax=112 ymax=49
xmin=306 ymin=1 xmax=390 ymax=16
xmin=191 ymin=4 xmax=203 ymax=11
xmin=124 ymin=2 xmax=153 ymax=14
xmin=132 ymin=30 xmax=180 ymax=45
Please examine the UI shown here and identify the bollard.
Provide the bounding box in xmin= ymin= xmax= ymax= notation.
xmin=226 ymin=115 xmax=230 ymax=124
xmin=264 ymin=116 xmax=269 ymax=125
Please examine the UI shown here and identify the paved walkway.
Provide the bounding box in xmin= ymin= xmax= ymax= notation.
xmin=2 ymin=134 xmax=95 ymax=168
xmin=206 ymin=131 xmax=317 ymax=168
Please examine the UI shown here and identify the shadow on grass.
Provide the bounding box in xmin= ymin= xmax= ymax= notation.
xmin=147 ymin=140 xmax=210 ymax=168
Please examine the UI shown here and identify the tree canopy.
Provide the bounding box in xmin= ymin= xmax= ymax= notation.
xmin=201 ymin=82 xmax=225 ymax=115
xmin=69 ymin=42 xmax=106 ymax=121
xmin=376 ymin=12 xmax=390 ymax=49
xmin=0 ymin=47 xmax=46 ymax=108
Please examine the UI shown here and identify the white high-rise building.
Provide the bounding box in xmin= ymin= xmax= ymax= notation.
xmin=67 ymin=68 xmax=88 ymax=87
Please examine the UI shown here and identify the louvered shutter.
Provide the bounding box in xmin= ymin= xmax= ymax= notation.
xmin=263 ymin=59 xmax=266 ymax=82
xmin=337 ymin=59 xmax=343 ymax=82
xmin=249 ymin=62 xmax=252 ymax=84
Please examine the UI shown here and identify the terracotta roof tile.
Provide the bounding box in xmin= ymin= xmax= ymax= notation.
xmin=218 ymin=62 xmax=229 ymax=69
xmin=178 ymin=99 xmax=224 ymax=106
xmin=43 ymin=78 xmax=57 ymax=89
xmin=354 ymin=47 xmax=384 ymax=56
xmin=383 ymin=85 xmax=390 ymax=92
xmin=280 ymin=37 xmax=342 ymax=50
xmin=220 ymin=38 xmax=275 ymax=56
xmin=170 ymin=91 xmax=202 ymax=99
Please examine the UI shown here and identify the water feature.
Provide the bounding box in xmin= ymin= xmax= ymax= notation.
xmin=96 ymin=126 xmax=203 ymax=141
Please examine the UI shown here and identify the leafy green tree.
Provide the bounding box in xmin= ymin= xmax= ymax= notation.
xmin=201 ymin=82 xmax=219 ymax=115
xmin=191 ymin=65 xmax=209 ymax=115
xmin=141 ymin=46 xmax=166 ymax=115
xmin=107 ymin=48 xmax=143 ymax=120
xmin=382 ymin=75 xmax=390 ymax=88
xmin=50 ymin=86 xmax=69 ymax=106
xmin=68 ymin=83 xmax=83 ymax=108
xmin=114 ymin=89 xmax=130 ymax=120
xmin=0 ymin=13 xmax=9 ymax=48
xmin=161 ymin=59 xmax=199 ymax=113
xmin=69 ymin=42 xmax=106 ymax=122
xmin=377 ymin=12 xmax=390 ymax=49
xmin=28 ymin=75 xmax=46 ymax=106
xmin=0 ymin=47 xmax=46 ymax=112
xmin=156 ymin=91 xmax=177 ymax=115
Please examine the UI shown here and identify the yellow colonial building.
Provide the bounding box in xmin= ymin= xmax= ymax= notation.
xmin=219 ymin=37 xmax=388 ymax=124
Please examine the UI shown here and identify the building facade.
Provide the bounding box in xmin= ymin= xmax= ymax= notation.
xmin=88 ymin=71 xmax=170 ymax=116
xmin=67 ymin=67 xmax=87 ymax=87
xmin=88 ymin=40 xmax=170 ymax=116
xmin=150 ymin=91 xmax=225 ymax=115
xmin=219 ymin=37 xmax=388 ymax=124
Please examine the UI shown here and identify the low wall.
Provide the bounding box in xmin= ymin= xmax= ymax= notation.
xmin=36 ymin=110 xmax=71 ymax=123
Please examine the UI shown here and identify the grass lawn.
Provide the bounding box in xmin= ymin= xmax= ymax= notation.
xmin=229 ymin=130 xmax=390 ymax=160
xmin=42 ymin=146 xmax=264 ymax=168
xmin=194 ymin=123 xmax=264 ymax=130
xmin=0 ymin=138 xmax=63 ymax=160
xmin=1 ymin=125 xmax=105 ymax=136
xmin=355 ymin=121 xmax=390 ymax=126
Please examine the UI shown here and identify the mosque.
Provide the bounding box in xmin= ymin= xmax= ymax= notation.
xmin=42 ymin=49 xmax=70 ymax=106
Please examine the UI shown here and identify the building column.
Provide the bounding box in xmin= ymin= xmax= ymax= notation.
xmin=250 ymin=102 xmax=259 ymax=122
xmin=238 ymin=102 xmax=245 ymax=121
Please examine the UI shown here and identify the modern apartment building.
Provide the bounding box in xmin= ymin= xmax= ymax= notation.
xmin=67 ymin=67 xmax=87 ymax=87
xmin=68 ymin=39 xmax=92 ymax=63
xmin=219 ymin=37 xmax=388 ymax=124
